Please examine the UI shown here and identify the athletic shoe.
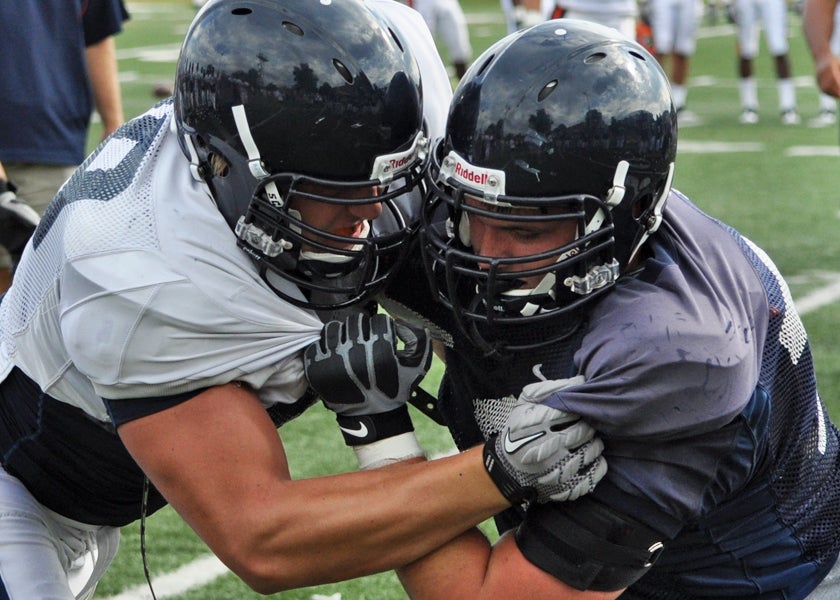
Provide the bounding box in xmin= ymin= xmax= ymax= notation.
xmin=808 ymin=110 xmax=837 ymax=128
xmin=677 ymin=109 xmax=702 ymax=127
xmin=780 ymin=109 xmax=801 ymax=126
xmin=739 ymin=108 xmax=759 ymax=124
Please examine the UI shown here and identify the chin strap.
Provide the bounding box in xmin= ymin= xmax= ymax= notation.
xmin=631 ymin=161 xmax=674 ymax=260
xmin=585 ymin=160 xmax=630 ymax=234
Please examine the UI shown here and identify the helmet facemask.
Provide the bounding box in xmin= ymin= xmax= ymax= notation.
xmin=421 ymin=148 xmax=617 ymax=355
xmin=240 ymin=159 xmax=427 ymax=309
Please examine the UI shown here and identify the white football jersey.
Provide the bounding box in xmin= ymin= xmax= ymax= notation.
xmin=0 ymin=0 xmax=452 ymax=424
xmin=0 ymin=102 xmax=323 ymax=422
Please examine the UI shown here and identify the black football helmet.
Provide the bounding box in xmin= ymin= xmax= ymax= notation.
xmin=174 ymin=0 xmax=428 ymax=309
xmin=422 ymin=19 xmax=677 ymax=353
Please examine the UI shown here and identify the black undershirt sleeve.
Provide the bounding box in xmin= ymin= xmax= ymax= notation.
xmin=104 ymin=389 xmax=208 ymax=427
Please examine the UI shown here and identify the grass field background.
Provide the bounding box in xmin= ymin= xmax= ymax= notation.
xmin=92 ymin=1 xmax=840 ymax=598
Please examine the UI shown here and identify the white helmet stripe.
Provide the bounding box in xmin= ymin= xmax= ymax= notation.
xmin=231 ymin=104 xmax=283 ymax=207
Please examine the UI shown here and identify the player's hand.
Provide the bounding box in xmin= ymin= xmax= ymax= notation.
xmin=304 ymin=313 xmax=432 ymax=446
xmin=815 ymin=54 xmax=840 ymax=98
xmin=0 ymin=181 xmax=40 ymax=267
xmin=483 ymin=376 xmax=607 ymax=504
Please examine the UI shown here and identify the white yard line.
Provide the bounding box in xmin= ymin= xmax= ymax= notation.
xmin=100 ymin=555 xmax=229 ymax=600
xmin=796 ymin=275 xmax=840 ymax=315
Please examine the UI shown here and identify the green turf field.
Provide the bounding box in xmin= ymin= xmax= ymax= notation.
xmin=93 ymin=2 xmax=840 ymax=598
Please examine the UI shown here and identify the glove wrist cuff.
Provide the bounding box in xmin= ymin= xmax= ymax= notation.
xmin=336 ymin=405 xmax=414 ymax=447
xmin=483 ymin=434 xmax=535 ymax=505
xmin=354 ymin=432 xmax=426 ymax=470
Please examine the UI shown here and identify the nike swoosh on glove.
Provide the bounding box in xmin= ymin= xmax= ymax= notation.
xmin=484 ymin=375 xmax=607 ymax=504
xmin=304 ymin=313 xmax=432 ymax=446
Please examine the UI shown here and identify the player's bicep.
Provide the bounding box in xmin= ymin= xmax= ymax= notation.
xmin=483 ymin=532 xmax=623 ymax=600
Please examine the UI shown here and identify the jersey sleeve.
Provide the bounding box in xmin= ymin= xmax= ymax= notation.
xmin=82 ymin=0 xmax=129 ymax=46
xmin=58 ymin=248 xmax=319 ymax=405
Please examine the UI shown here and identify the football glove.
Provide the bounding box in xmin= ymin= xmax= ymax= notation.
xmin=483 ymin=376 xmax=607 ymax=504
xmin=304 ymin=313 xmax=432 ymax=446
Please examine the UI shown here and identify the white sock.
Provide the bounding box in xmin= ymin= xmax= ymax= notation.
xmin=777 ymin=78 xmax=796 ymax=112
xmin=739 ymin=77 xmax=758 ymax=110
xmin=672 ymin=84 xmax=687 ymax=111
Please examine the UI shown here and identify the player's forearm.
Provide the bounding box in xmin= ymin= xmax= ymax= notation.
xmin=232 ymin=446 xmax=508 ymax=594
xmin=803 ymin=0 xmax=838 ymax=65
xmin=85 ymin=36 xmax=125 ymax=136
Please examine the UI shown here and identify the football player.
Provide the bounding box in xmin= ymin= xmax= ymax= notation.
xmin=404 ymin=0 xmax=473 ymax=79
xmin=0 ymin=2 xmax=606 ymax=598
xmin=556 ymin=0 xmax=640 ymax=39
xmin=731 ymin=0 xmax=800 ymax=124
xmin=342 ymin=19 xmax=838 ymax=599
xmin=649 ymin=0 xmax=704 ymax=125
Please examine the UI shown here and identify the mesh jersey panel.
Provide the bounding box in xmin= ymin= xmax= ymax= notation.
xmin=733 ymin=232 xmax=840 ymax=568
xmin=1 ymin=101 xmax=168 ymax=345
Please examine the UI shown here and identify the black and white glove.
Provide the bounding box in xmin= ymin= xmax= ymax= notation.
xmin=483 ymin=376 xmax=607 ymax=504
xmin=304 ymin=313 xmax=433 ymax=468
xmin=0 ymin=179 xmax=40 ymax=268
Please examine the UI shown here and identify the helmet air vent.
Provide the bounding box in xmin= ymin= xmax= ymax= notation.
xmin=387 ymin=27 xmax=405 ymax=52
xmin=583 ymin=52 xmax=606 ymax=64
xmin=537 ymin=80 xmax=558 ymax=102
xmin=231 ymin=7 xmax=252 ymax=16
xmin=475 ymin=53 xmax=495 ymax=77
xmin=282 ymin=21 xmax=304 ymax=36
xmin=333 ymin=59 xmax=354 ymax=84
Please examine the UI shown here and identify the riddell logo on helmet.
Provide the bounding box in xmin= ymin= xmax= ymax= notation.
xmin=441 ymin=151 xmax=506 ymax=195
xmin=390 ymin=155 xmax=412 ymax=170
xmin=454 ymin=161 xmax=488 ymax=186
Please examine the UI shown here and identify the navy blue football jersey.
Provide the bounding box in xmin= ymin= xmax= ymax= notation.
xmin=383 ymin=190 xmax=840 ymax=598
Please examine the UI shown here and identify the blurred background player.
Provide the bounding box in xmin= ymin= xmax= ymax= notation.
xmin=500 ymin=0 xmax=554 ymax=33
xmin=557 ymin=0 xmax=640 ymax=39
xmin=0 ymin=160 xmax=40 ymax=279
xmin=405 ymin=0 xmax=473 ymax=79
xmin=648 ymin=0 xmax=704 ymax=126
xmin=730 ymin=0 xmax=801 ymax=124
